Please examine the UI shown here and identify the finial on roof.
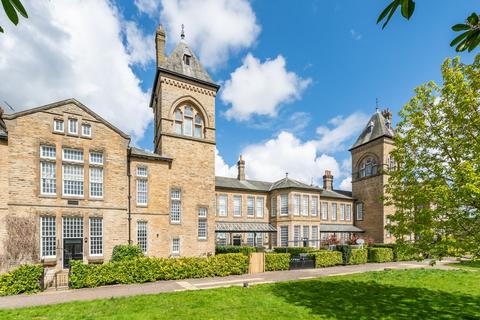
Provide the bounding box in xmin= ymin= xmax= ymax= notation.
xmin=375 ymin=98 xmax=380 ymax=112
xmin=285 ymin=172 xmax=289 ymax=179
xmin=181 ymin=24 xmax=185 ymax=40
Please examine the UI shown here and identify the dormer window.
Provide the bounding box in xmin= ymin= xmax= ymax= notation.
xmin=367 ymin=120 xmax=375 ymax=133
xmin=174 ymin=105 xmax=204 ymax=138
xmin=68 ymin=118 xmax=78 ymax=135
xmin=183 ymin=54 xmax=191 ymax=65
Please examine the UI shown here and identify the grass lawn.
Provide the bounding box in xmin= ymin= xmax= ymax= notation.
xmin=448 ymin=260 xmax=480 ymax=271
xmin=1 ymin=269 xmax=479 ymax=319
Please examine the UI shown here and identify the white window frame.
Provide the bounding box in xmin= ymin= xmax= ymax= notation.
xmin=312 ymin=226 xmax=319 ymax=248
xmin=68 ymin=118 xmax=78 ymax=135
xmin=293 ymin=225 xmax=301 ymax=247
xmin=198 ymin=208 xmax=208 ymax=240
xmin=170 ymin=189 xmax=181 ymax=223
xmin=302 ymin=195 xmax=309 ymax=216
xmin=89 ymin=152 xmax=103 ymax=165
xmin=346 ymin=204 xmax=352 ymax=221
xmin=340 ymin=204 xmax=346 ymax=221
xmin=137 ymin=221 xmax=148 ymax=254
xmin=53 ymin=119 xmax=64 ymax=133
xmin=321 ymin=202 xmax=328 ymax=220
xmin=89 ymin=167 xmax=103 ymax=198
xmin=217 ymin=195 xmax=228 ymax=217
xmin=255 ymin=197 xmax=264 ymax=218
xmin=280 ymin=194 xmax=288 ymax=216
xmin=82 ymin=123 xmax=92 ymax=137
xmin=293 ymin=195 xmax=301 ymax=216
xmin=311 ymin=197 xmax=318 ymax=216
xmin=136 ymin=179 xmax=148 ymax=206
xmin=40 ymin=145 xmax=56 ymax=160
xmin=172 ymin=238 xmax=180 ymax=255
xmin=280 ymin=226 xmax=288 ymax=247
xmin=89 ymin=217 xmax=103 ymax=256
xmin=40 ymin=161 xmax=56 ymax=195
xmin=62 ymin=148 xmax=83 ymax=163
xmin=62 ymin=164 xmax=84 ymax=197
xmin=247 ymin=196 xmax=255 ymax=217
xmin=356 ymin=203 xmax=364 ymax=221
xmin=136 ymin=166 xmax=148 ymax=177
xmin=271 ymin=196 xmax=277 ymax=217
xmin=332 ymin=203 xmax=338 ymax=221
xmin=40 ymin=216 xmax=56 ymax=259
xmin=233 ymin=195 xmax=242 ymax=217
xmin=303 ymin=225 xmax=310 ymax=241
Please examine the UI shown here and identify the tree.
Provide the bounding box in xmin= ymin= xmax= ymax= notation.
xmin=385 ymin=55 xmax=480 ymax=258
xmin=1 ymin=0 xmax=28 ymax=33
xmin=377 ymin=1 xmax=480 ymax=52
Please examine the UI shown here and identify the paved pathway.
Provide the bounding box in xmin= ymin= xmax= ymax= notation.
xmin=0 ymin=260 xmax=457 ymax=309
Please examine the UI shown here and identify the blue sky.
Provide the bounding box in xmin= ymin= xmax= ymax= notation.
xmin=0 ymin=0 xmax=476 ymax=189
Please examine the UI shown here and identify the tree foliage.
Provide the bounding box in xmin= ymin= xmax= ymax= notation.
xmin=386 ymin=55 xmax=480 ymax=258
xmin=377 ymin=1 xmax=479 ymax=52
xmin=0 ymin=0 xmax=28 ymax=33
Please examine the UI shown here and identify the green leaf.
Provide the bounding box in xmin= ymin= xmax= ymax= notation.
xmin=466 ymin=32 xmax=480 ymax=52
xmin=450 ymin=31 xmax=470 ymax=47
xmin=382 ymin=2 xmax=400 ymax=29
xmin=2 ymin=0 xmax=19 ymax=25
xmin=467 ymin=13 xmax=479 ymax=26
xmin=10 ymin=0 xmax=28 ymax=19
xmin=451 ymin=24 xmax=470 ymax=32
xmin=0 ymin=26 xmax=3 ymax=33
xmin=401 ymin=0 xmax=415 ymax=20
xmin=377 ymin=1 xmax=397 ymax=24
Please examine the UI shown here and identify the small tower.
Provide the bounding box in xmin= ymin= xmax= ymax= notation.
xmin=350 ymin=108 xmax=395 ymax=243
xmin=237 ymin=155 xmax=245 ymax=180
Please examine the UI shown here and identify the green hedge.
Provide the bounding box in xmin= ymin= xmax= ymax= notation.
xmin=70 ymin=253 xmax=248 ymax=289
xmin=368 ymin=248 xmax=394 ymax=263
xmin=372 ymin=243 xmax=418 ymax=261
xmin=311 ymin=250 xmax=343 ymax=268
xmin=111 ymin=245 xmax=144 ymax=262
xmin=215 ymin=246 xmax=257 ymax=256
xmin=349 ymin=249 xmax=368 ymax=265
xmin=0 ymin=264 xmax=43 ymax=296
xmin=265 ymin=253 xmax=290 ymax=271
xmin=273 ymin=247 xmax=315 ymax=255
xmin=335 ymin=245 xmax=353 ymax=265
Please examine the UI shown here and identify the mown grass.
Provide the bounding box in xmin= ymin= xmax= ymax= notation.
xmin=448 ymin=260 xmax=480 ymax=271
xmin=0 ymin=269 xmax=479 ymax=319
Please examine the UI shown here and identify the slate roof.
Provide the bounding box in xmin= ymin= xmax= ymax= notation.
xmin=215 ymin=176 xmax=271 ymax=192
xmin=321 ymin=189 xmax=353 ymax=200
xmin=129 ymin=147 xmax=172 ymax=162
xmin=350 ymin=111 xmax=394 ymax=150
xmin=320 ymin=224 xmax=364 ymax=233
xmin=269 ymin=177 xmax=321 ymax=192
xmin=216 ymin=222 xmax=277 ymax=233
xmin=158 ymin=41 xmax=216 ymax=87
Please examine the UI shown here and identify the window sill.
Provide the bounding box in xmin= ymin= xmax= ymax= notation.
xmin=88 ymin=257 xmax=104 ymax=264
xmin=89 ymin=197 xmax=104 ymax=201
xmin=62 ymin=196 xmax=85 ymax=200
xmin=136 ymin=204 xmax=148 ymax=208
xmin=39 ymin=194 xmax=57 ymax=199
xmin=42 ymin=258 xmax=57 ymax=266
xmin=170 ymin=222 xmax=181 ymax=225
xmin=80 ymin=135 xmax=92 ymax=140
xmin=52 ymin=131 xmax=65 ymax=135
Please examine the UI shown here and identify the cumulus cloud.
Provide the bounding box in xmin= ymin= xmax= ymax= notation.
xmin=215 ymin=148 xmax=237 ymax=178
xmin=0 ymin=1 xmax=152 ymax=141
xmin=222 ymin=54 xmax=311 ymax=121
xmin=160 ymin=0 xmax=260 ymax=69
xmin=134 ymin=0 xmax=160 ymax=16
xmin=124 ymin=21 xmax=155 ymax=68
xmin=315 ymin=112 xmax=369 ymax=152
xmin=339 ymin=177 xmax=352 ymax=191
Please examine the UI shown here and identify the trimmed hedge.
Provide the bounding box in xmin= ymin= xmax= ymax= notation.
xmin=0 ymin=264 xmax=43 ymax=296
xmin=111 ymin=245 xmax=144 ymax=262
xmin=70 ymin=253 xmax=248 ymax=289
xmin=311 ymin=250 xmax=343 ymax=268
xmin=215 ymin=246 xmax=257 ymax=256
xmin=372 ymin=243 xmax=418 ymax=262
xmin=265 ymin=253 xmax=290 ymax=271
xmin=273 ymin=247 xmax=315 ymax=255
xmin=349 ymin=249 xmax=368 ymax=265
xmin=335 ymin=245 xmax=353 ymax=265
xmin=368 ymin=248 xmax=394 ymax=263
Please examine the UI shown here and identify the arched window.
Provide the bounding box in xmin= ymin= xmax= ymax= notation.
xmin=387 ymin=155 xmax=396 ymax=171
xmin=174 ymin=105 xmax=204 ymax=138
xmin=359 ymin=156 xmax=377 ymax=178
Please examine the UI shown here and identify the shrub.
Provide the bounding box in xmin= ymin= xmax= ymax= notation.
xmin=273 ymin=247 xmax=314 ymax=255
xmin=265 ymin=253 xmax=290 ymax=271
xmin=368 ymin=248 xmax=394 ymax=263
xmin=215 ymin=246 xmax=257 ymax=256
xmin=372 ymin=243 xmax=419 ymax=261
xmin=0 ymin=264 xmax=43 ymax=296
xmin=311 ymin=250 xmax=343 ymax=268
xmin=335 ymin=245 xmax=353 ymax=265
xmin=111 ymin=245 xmax=144 ymax=262
xmin=70 ymin=253 xmax=248 ymax=289
xmin=349 ymin=249 xmax=368 ymax=265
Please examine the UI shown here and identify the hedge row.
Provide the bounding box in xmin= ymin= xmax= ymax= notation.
xmin=215 ymin=246 xmax=258 ymax=256
xmin=0 ymin=264 xmax=43 ymax=296
xmin=273 ymin=247 xmax=315 ymax=255
xmin=372 ymin=243 xmax=418 ymax=261
xmin=265 ymin=253 xmax=290 ymax=271
xmin=111 ymin=245 xmax=144 ymax=262
xmin=368 ymin=248 xmax=394 ymax=263
xmin=70 ymin=253 xmax=248 ymax=289
xmin=349 ymin=249 xmax=368 ymax=265
xmin=311 ymin=251 xmax=343 ymax=268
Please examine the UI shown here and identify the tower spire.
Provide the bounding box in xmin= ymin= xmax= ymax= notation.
xmin=181 ymin=24 xmax=185 ymax=40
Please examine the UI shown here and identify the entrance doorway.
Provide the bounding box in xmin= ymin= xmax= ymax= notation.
xmin=63 ymin=217 xmax=84 ymax=268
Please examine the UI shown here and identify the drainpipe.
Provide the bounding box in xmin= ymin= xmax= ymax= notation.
xmin=127 ymin=148 xmax=132 ymax=245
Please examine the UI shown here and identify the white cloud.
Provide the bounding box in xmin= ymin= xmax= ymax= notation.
xmin=350 ymin=29 xmax=362 ymax=41
xmin=134 ymin=0 xmax=160 ymax=16
xmin=0 ymin=1 xmax=152 ymax=140
xmin=160 ymin=0 xmax=260 ymax=69
xmin=124 ymin=21 xmax=155 ymax=68
xmin=339 ymin=177 xmax=352 ymax=191
xmin=222 ymin=54 xmax=311 ymax=121
xmin=315 ymin=112 xmax=369 ymax=152
xmin=215 ymin=148 xmax=237 ymax=178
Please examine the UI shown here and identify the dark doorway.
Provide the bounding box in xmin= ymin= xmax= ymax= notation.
xmin=63 ymin=238 xmax=83 ymax=268
xmin=233 ymin=235 xmax=242 ymax=246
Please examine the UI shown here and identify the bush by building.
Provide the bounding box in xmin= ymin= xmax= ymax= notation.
xmin=349 ymin=248 xmax=368 ymax=265
xmin=70 ymin=253 xmax=248 ymax=289
xmin=311 ymin=250 xmax=343 ymax=268
xmin=265 ymin=253 xmax=290 ymax=271
xmin=368 ymin=247 xmax=394 ymax=263
xmin=0 ymin=264 xmax=43 ymax=296
xmin=110 ymin=245 xmax=144 ymax=262
xmin=273 ymin=247 xmax=315 ymax=256
xmin=215 ymin=246 xmax=257 ymax=256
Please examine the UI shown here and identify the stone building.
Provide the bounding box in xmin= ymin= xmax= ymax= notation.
xmin=0 ymin=25 xmax=394 ymax=272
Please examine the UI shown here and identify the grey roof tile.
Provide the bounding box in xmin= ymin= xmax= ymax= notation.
xmin=130 ymin=147 xmax=172 ymax=162
xmin=320 ymin=224 xmax=364 ymax=233
xmin=350 ymin=111 xmax=394 ymax=150
xmin=215 ymin=176 xmax=271 ymax=192
xmin=216 ymin=222 xmax=277 ymax=232
xmin=269 ymin=177 xmax=321 ymax=192
xmin=321 ymin=189 xmax=353 ymax=200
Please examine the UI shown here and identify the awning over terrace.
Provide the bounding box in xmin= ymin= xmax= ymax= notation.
xmin=215 ymin=222 xmax=277 ymax=233
xmin=319 ymin=224 xmax=364 ymax=233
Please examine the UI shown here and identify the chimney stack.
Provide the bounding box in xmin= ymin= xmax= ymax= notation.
xmin=237 ymin=155 xmax=245 ymax=180
xmin=323 ymin=170 xmax=333 ymax=190
xmin=155 ymin=24 xmax=166 ymax=67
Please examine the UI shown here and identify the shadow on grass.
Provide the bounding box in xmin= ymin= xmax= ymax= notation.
xmin=271 ymin=278 xmax=480 ymax=320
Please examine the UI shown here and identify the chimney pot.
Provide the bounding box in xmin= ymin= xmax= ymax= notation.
xmin=156 ymin=24 xmax=166 ymax=67
xmin=237 ymin=155 xmax=245 ymax=181
xmin=323 ymin=170 xmax=333 ymax=190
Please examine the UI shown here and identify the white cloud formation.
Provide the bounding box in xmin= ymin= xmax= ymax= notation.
xmin=0 ymin=1 xmax=152 ymax=140
xmin=222 ymin=54 xmax=311 ymax=121
xmin=315 ymin=112 xmax=369 ymax=152
xmin=215 ymin=148 xmax=237 ymax=178
xmin=124 ymin=21 xmax=155 ymax=68
xmin=160 ymin=0 xmax=260 ymax=69
xmin=350 ymin=29 xmax=362 ymax=41
xmin=339 ymin=177 xmax=352 ymax=191
xmin=134 ymin=0 xmax=160 ymax=16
